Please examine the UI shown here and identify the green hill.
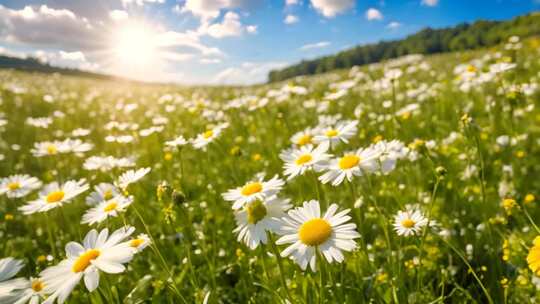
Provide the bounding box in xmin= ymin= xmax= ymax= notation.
xmin=268 ymin=12 xmax=540 ymax=83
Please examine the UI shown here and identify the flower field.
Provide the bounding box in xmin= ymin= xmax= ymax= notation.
xmin=1 ymin=36 xmax=540 ymax=303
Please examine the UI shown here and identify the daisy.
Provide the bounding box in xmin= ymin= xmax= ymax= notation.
xmin=165 ymin=135 xmax=188 ymax=148
xmin=7 ymin=277 xmax=47 ymax=304
xmin=191 ymin=124 xmax=228 ymax=150
xmin=527 ymin=236 xmax=540 ymax=276
xmin=276 ymin=200 xmax=360 ymax=271
xmin=0 ymin=258 xmax=26 ymax=302
xmin=314 ymin=120 xmax=358 ymax=147
xmin=39 ymin=227 xmax=135 ymax=304
xmin=222 ymin=175 xmax=285 ymax=210
xmin=81 ymin=195 xmax=133 ymax=225
xmin=280 ymin=143 xmax=330 ymax=180
xmin=290 ymin=128 xmax=318 ymax=147
xmin=31 ymin=141 xmax=68 ymax=157
xmin=85 ymin=183 xmax=120 ymax=206
xmin=319 ymin=148 xmax=379 ymax=186
xmin=83 ymin=156 xmax=135 ymax=172
xmin=392 ymin=209 xmax=428 ymax=237
xmin=62 ymin=139 xmax=93 ymax=154
xmin=19 ymin=180 xmax=89 ymax=215
xmin=0 ymin=175 xmax=42 ymax=199
xmin=117 ymin=167 xmax=151 ymax=189
xmin=123 ymin=234 xmax=151 ymax=254
xmin=371 ymin=140 xmax=409 ymax=174
xmin=234 ymin=196 xmax=291 ymax=249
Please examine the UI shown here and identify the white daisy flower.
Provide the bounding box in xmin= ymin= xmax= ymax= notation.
xmin=280 ymin=143 xmax=330 ymax=180
xmin=7 ymin=277 xmax=47 ymax=304
xmin=62 ymin=139 xmax=93 ymax=154
xmin=0 ymin=257 xmax=26 ymax=302
xmin=39 ymin=226 xmax=135 ymax=304
xmin=371 ymin=139 xmax=409 ymax=174
xmin=165 ymin=135 xmax=188 ymax=148
xmin=0 ymin=175 xmax=42 ymax=199
xmin=392 ymin=209 xmax=428 ymax=237
xmin=222 ymin=175 xmax=285 ymax=210
xmin=191 ymin=124 xmax=228 ymax=150
xmin=276 ymin=200 xmax=360 ymax=271
xmin=81 ymin=195 xmax=133 ymax=225
xmin=234 ymin=196 xmax=291 ymax=249
xmin=30 ymin=141 xmax=68 ymax=157
xmin=117 ymin=167 xmax=151 ymax=189
xmin=83 ymin=156 xmax=135 ymax=172
xmin=19 ymin=180 xmax=89 ymax=215
xmin=290 ymin=128 xmax=318 ymax=147
xmin=85 ymin=183 xmax=120 ymax=206
xmin=122 ymin=234 xmax=151 ymax=254
xmin=319 ymin=148 xmax=379 ymax=186
xmin=313 ymin=120 xmax=358 ymax=147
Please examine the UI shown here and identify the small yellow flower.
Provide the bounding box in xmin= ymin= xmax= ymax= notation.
xmin=515 ymin=150 xmax=525 ymax=158
xmin=500 ymin=277 xmax=509 ymax=288
xmin=502 ymin=240 xmax=510 ymax=261
xmin=501 ymin=198 xmax=518 ymax=214
xmin=252 ymin=153 xmax=262 ymax=161
xmin=527 ymin=236 xmax=540 ymax=276
xmin=4 ymin=213 xmax=14 ymax=221
xmin=376 ymin=272 xmax=388 ymax=283
xmin=524 ymin=194 xmax=535 ymax=204
xmin=37 ymin=255 xmax=47 ymax=263
xmin=229 ymin=146 xmax=241 ymax=156
xmin=164 ymin=152 xmax=173 ymax=161
xmin=372 ymin=135 xmax=383 ymax=143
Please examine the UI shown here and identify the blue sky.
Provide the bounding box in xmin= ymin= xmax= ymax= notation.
xmin=0 ymin=0 xmax=538 ymax=84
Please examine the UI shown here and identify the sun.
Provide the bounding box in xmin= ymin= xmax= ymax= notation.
xmin=111 ymin=22 xmax=158 ymax=69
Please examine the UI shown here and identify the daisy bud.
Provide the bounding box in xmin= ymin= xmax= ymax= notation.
xmin=436 ymin=166 xmax=447 ymax=177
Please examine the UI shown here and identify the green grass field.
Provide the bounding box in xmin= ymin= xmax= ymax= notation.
xmin=1 ymin=36 xmax=540 ymax=303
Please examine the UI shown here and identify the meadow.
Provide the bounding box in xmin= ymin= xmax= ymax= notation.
xmin=1 ymin=35 xmax=540 ymax=304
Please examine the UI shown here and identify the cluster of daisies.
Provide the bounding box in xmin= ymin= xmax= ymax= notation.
xmin=0 ymin=226 xmax=149 ymax=304
xmin=220 ymin=119 xmax=434 ymax=271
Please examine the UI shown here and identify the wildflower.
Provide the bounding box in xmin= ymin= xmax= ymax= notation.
xmin=117 ymin=168 xmax=151 ymax=189
xmin=165 ymin=135 xmax=188 ymax=148
xmin=319 ymin=147 xmax=379 ymax=186
xmin=280 ymin=143 xmax=330 ymax=180
xmin=123 ymin=234 xmax=151 ymax=254
xmin=223 ymin=175 xmax=285 ymax=210
xmin=524 ymin=194 xmax=535 ymax=204
xmin=501 ymin=198 xmax=518 ymax=215
xmin=85 ymin=183 xmax=120 ymax=206
xmin=39 ymin=227 xmax=135 ymax=304
xmin=19 ymin=180 xmax=89 ymax=215
xmin=0 ymin=257 xmax=26 ymax=301
xmin=192 ymin=123 xmax=228 ymax=150
xmin=314 ymin=120 xmax=358 ymax=147
xmin=276 ymin=200 xmax=360 ymax=271
xmin=393 ymin=208 xmax=428 ymax=236
xmin=0 ymin=175 xmax=42 ymax=199
xmin=527 ymin=236 xmax=540 ymax=276
xmin=291 ymin=128 xmax=317 ymax=147
xmin=234 ymin=196 xmax=291 ymax=249
xmin=81 ymin=195 xmax=133 ymax=225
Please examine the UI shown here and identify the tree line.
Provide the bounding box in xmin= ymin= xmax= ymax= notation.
xmin=268 ymin=12 xmax=540 ymax=82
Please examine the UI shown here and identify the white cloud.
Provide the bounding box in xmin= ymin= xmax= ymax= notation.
xmin=202 ymin=12 xmax=256 ymax=38
xmin=286 ymin=0 xmax=300 ymax=5
xmin=122 ymin=0 xmax=165 ymax=7
xmin=181 ymin=0 xmax=263 ymax=20
xmin=421 ymin=0 xmax=439 ymax=6
xmin=213 ymin=61 xmax=288 ymax=85
xmin=299 ymin=41 xmax=330 ymax=51
xmin=155 ymin=31 xmax=224 ymax=56
xmin=387 ymin=21 xmax=401 ymax=29
xmin=284 ymin=14 xmax=299 ymax=24
xmin=366 ymin=8 xmax=383 ymax=21
xmin=59 ymin=50 xmax=86 ymax=61
xmin=310 ymin=0 xmax=354 ymax=18
xmin=200 ymin=58 xmax=222 ymax=64
xmin=109 ymin=10 xmax=129 ymax=21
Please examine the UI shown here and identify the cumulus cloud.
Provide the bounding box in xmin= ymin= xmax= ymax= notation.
xmin=286 ymin=0 xmax=299 ymax=5
xmin=202 ymin=11 xmax=256 ymax=38
xmin=181 ymin=0 xmax=263 ymax=20
xmin=299 ymin=41 xmax=330 ymax=51
xmin=284 ymin=14 xmax=299 ymax=24
xmin=310 ymin=0 xmax=354 ymax=18
xmin=387 ymin=21 xmax=401 ymax=29
xmin=109 ymin=10 xmax=129 ymax=21
xmin=122 ymin=0 xmax=165 ymax=6
xmin=366 ymin=8 xmax=383 ymax=21
xmin=421 ymin=0 xmax=439 ymax=6
xmin=213 ymin=61 xmax=288 ymax=85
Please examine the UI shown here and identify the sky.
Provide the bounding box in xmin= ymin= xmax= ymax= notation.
xmin=0 ymin=0 xmax=538 ymax=85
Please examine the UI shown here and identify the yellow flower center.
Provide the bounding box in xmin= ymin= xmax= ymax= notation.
xmin=241 ymin=182 xmax=263 ymax=196
xmin=295 ymin=154 xmax=313 ymax=165
xmin=47 ymin=144 xmax=57 ymax=155
xmin=7 ymin=182 xmax=20 ymax=191
xmin=46 ymin=190 xmax=65 ymax=203
xmin=72 ymin=249 xmax=100 ymax=273
xmin=296 ymin=134 xmax=312 ymax=146
xmin=130 ymin=238 xmax=145 ymax=248
xmin=246 ymin=200 xmax=267 ymax=224
xmin=466 ymin=65 xmax=477 ymax=73
xmin=103 ymin=201 xmax=118 ymax=212
xmin=325 ymin=129 xmax=339 ymax=137
xmin=339 ymin=154 xmax=360 ymax=169
xmin=31 ymin=279 xmax=44 ymax=292
xmin=299 ymin=218 xmax=332 ymax=246
xmin=103 ymin=190 xmax=114 ymax=200
xmin=203 ymin=130 xmax=213 ymax=139
xmin=401 ymin=219 xmax=415 ymax=228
